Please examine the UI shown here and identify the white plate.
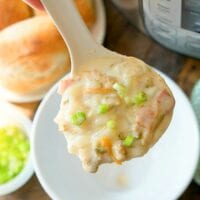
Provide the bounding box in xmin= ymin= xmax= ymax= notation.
xmin=0 ymin=101 xmax=34 ymax=196
xmin=0 ymin=0 xmax=106 ymax=103
xmin=32 ymin=71 xmax=199 ymax=200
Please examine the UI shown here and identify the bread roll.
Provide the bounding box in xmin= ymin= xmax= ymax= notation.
xmin=74 ymin=0 xmax=96 ymax=28
xmin=33 ymin=10 xmax=47 ymax=17
xmin=34 ymin=0 xmax=96 ymax=28
xmin=0 ymin=16 xmax=70 ymax=96
xmin=0 ymin=0 xmax=32 ymax=30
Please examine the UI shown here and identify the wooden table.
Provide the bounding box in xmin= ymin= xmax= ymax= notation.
xmin=1 ymin=1 xmax=200 ymax=199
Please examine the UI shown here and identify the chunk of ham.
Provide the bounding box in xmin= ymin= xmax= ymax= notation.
xmin=58 ymin=79 xmax=74 ymax=95
xmin=135 ymin=106 xmax=157 ymax=131
xmin=135 ymin=89 xmax=174 ymax=145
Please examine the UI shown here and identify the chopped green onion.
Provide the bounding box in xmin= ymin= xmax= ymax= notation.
xmin=97 ymin=104 xmax=109 ymax=114
xmin=107 ymin=120 xmax=117 ymax=129
xmin=71 ymin=112 xmax=86 ymax=126
xmin=123 ymin=135 xmax=135 ymax=147
xmin=133 ymin=91 xmax=147 ymax=106
xmin=0 ymin=126 xmax=30 ymax=184
xmin=113 ymin=83 xmax=127 ymax=97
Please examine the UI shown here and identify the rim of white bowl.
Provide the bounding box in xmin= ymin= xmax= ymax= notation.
xmin=0 ymin=101 xmax=34 ymax=196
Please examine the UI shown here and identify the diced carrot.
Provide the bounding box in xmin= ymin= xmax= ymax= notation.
xmin=101 ymin=137 xmax=112 ymax=149
xmin=58 ymin=79 xmax=74 ymax=95
xmin=85 ymin=88 xmax=113 ymax=94
xmin=101 ymin=137 xmax=122 ymax=165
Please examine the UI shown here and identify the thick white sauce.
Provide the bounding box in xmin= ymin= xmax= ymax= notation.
xmin=55 ymin=56 xmax=175 ymax=172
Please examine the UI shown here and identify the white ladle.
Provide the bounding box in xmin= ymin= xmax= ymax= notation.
xmin=40 ymin=0 xmax=175 ymax=174
xmin=41 ymin=0 xmax=119 ymax=76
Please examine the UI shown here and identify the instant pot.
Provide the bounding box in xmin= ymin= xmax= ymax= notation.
xmin=112 ymin=0 xmax=200 ymax=58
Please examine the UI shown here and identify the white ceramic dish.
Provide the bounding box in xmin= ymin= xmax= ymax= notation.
xmin=32 ymin=70 xmax=199 ymax=200
xmin=0 ymin=101 xmax=33 ymax=196
xmin=0 ymin=0 xmax=106 ymax=103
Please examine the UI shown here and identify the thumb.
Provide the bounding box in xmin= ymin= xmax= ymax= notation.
xmin=23 ymin=0 xmax=44 ymax=10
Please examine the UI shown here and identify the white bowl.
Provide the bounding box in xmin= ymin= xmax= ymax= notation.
xmin=0 ymin=101 xmax=34 ymax=196
xmin=32 ymin=71 xmax=199 ymax=200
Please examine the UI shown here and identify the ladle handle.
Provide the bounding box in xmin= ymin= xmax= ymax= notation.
xmin=41 ymin=0 xmax=100 ymax=74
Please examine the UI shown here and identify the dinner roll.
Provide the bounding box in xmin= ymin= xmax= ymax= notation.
xmin=0 ymin=0 xmax=32 ymax=30
xmin=34 ymin=0 xmax=96 ymax=28
xmin=0 ymin=15 xmax=70 ymax=96
xmin=74 ymin=0 xmax=96 ymax=28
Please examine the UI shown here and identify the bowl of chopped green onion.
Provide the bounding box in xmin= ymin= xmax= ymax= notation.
xmin=0 ymin=101 xmax=33 ymax=196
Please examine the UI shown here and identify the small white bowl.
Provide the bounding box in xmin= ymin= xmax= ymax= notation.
xmin=0 ymin=101 xmax=34 ymax=196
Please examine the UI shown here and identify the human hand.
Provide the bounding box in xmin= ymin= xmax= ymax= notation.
xmin=23 ymin=0 xmax=44 ymax=10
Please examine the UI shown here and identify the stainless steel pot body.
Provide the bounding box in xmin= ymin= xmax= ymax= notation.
xmin=112 ymin=0 xmax=200 ymax=58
